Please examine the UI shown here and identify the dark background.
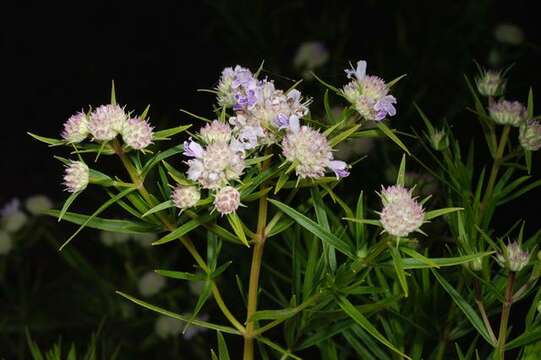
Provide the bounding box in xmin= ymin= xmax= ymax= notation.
xmin=2 ymin=0 xmax=541 ymax=357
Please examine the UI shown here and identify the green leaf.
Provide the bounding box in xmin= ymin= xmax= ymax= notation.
xmin=525 ymin=150 xmax=533 ymax=175
xmin=400 ymin=247 xmax=439 ymax=268
xmin=390 ymin=247 xmax=408 ymax=297
xmin=245 ymin=154 xmax=273 ymax=166
xmin=46 ymin=209 xmax=160 ymax=234
xmin=141 ymin=145 xmax=183 ymax=177
xmin=154 ymin=269 xmax=206 ymax=281
xmin=504 ymin=326 xmax=541 ymax=350
xmin=59 ymin=187 xmax=137 ymax=250
xmin=528 ymin=87 xmax=534 ymax=119
xmin=111 ymin=80 xmax=117 ymax=105
xmin=216 ymin=331 xmax=231 ymax=360
xmin=328 ymin=124 xmax=361 ymax=147
xmin=226 ymin=212 xmax=250 ymax=247
xmin=57 ymin=191 xmax=81 ymax=222
xmin=269 ymin=199 xmax=355 ymax=258
xmin=376 ymin=122 xmax=411 ymax=155
xmin=387 ymin=74 xmax=407 ymax=88
xmin=152 ymin=213 xmax=215 ymax=246
xmin=342 ymin=218 xmax=381 ymax=227
xmin=274 ymin=171 xmax=290 ymax=194
xmin=337 ymin=295 xmax=411 ymax=359
xmin=431 ymin=270 xmax=495 ymax=345
xmin=27 ymin=132 xmax=64 ymax=146
xmin=116 ymin=291 xmax=240 ymax=335
xmin=153 ymin=124 xmax=192 ymax=140
xmin=256 ymin=336 xmax=302 ymax=360
xmin=424 ymin=207 xmax=463 ymax=220
xmin=142 ymin=200 xmax=175 ymax=217
xmin=311 ymin=72 xmax=340 ymax=93
xmin=397 ymin=154 xmax=406 ymax=186
xmin=400 ymin=252 xmax=493 ymax=269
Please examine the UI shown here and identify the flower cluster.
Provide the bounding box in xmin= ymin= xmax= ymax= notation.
xmin=496 ymin=241 xmax=530 ymax=272
xmin=476 ymin=70 xmax=505 ymax=97
xmin=519 ymin=120 xmax=541 ymax=151
xmin=379 ymin=185 xmax=425 ymax=237
xmin=62 ymin=104 xmax=154 ymax=149
xmin=342 ymin=60 xmax=397 ymax=121
xmin=489 ymin=99 xmax=527 ymax=127
xmin=63 ymin=161 xmax=89 ymax=193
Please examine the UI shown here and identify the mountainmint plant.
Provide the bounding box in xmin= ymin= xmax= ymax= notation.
xmin=28 ymin=59 xmax=541 ymax=359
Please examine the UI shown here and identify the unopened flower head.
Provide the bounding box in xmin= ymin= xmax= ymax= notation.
xmin=379 ymin=186 xmax=425 ymax=237
xmin=519 ymin=120 xmax=541 ymax=151
xmin=138 ymin=272 xmax=166 ymax=297
xmin=88 ymin=104 xmax=127 ymax=141
xmin=62 ymin=111 xmax=89 ymax=143
xmin=476 ymin=70 xmax=505 ymax=97
xmin=63 ymin=161 xmax=89 ymax=193
xmin=343 ymin=60 xmax=397 ymax=121
xmin=185 ymin=140 xmax=245 ymax=189
xmin=200 ymin=120 xmax=232 ymax=144
xmin=430 ymin=128 xmax=449 ymax=151
xmin=496 ymin=241 xmax=530 ymax=272
xmin=25 ymin=195 xmax=53 ymax=215
xmin=380 ymin=185 xmax=413 ymax=206
xmin=281 ymin=125 xmax=348 ymax=179
xmin=489 ymin=99 xmax=527 ymax=127
xmin=171 ymin=185 xmax=200 ymax=210
xmin=122 ymin=117 xmax=153 ymax=149
xmin=214 ymin=186 xmax=240 ymax=215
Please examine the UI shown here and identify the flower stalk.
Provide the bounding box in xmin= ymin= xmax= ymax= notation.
xmin=495 ymin=272 xmax=515 ymax=360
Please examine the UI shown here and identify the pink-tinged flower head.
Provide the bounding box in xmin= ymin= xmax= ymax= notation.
xmin=342 ymin=60 xmax=397 ymax=121
xmin=217 ymin=65 xmax=257 ymax=108
xmin=122 ymin=117 xmax=153 ymax=150
xmin=476 ymin=70 xmax=505 ymax=97
xmin=186 ymin=141 xmax=245 ymax=189
xmin=519 ymin=120 xmax=541 ymax=151
xmin=380 ymin=185 xmax=413 ymax=206
xmin=200 ymin=120 xmax=232 ymax=144
xmin=282 ymin=125 xmax=333 ymax=179
xmin=379 ymin=185 xmax=424 ymax=237
xmin=489 ymin=99 xmax=527 ymax=127
xmin=213 ymin=186 xmax=240 ymax=215
xmin=282 ymin=125 xmax=349 ymax=179
xmin=496 ymin=241 xmax=530 ymax=272
xmin=62 ymin=111 xmax=89 ymax=143
xmin=88 ymin=104 xmax=127 ymax=141
xmin=63 ymin=161 xmax=89 ymax=193
xmin=171 ymin=185 xmax=200 ymax=210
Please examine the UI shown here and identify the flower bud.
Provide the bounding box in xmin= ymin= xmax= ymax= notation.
xmin=63 ymin=161 xmax=89 ymax=193
xmin=519 ymin=120 xmax=541 ymax=151
xmin=379 ymin=185 xmax=425 ymax=237
xmin=88 ymin=104 xmax=127 ymax=141
xmin=430 ymin=129 xmax=449 ymax=151
xmin=171 ymin=185 xmax=200 ymax=210
xmin=122 ymin=117 xmax=153 ymax=150
xmin=489 ymin=99 xmax=527 ymax=127
xmin=200 ymin=120 xmax=232 ymax=144
xmin=62 ymin=112 xmax=89 ymax=143
xmin=476 ymin=70 xmax=505 ymax=97
xmin=138 ymin=272 xmax=166 ymax=297
xmin=496 ymin=241 xmax=530 ymax=272
xmin=469 ymin=257 xmax=483 ymax=271
xmin=214 ymin=186 xmax=240 ymax=215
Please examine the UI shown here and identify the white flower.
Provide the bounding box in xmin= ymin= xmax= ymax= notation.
xmin=294 ymin=41 xmax=330 ymax=78
xmin=63 ymin=161 xmax=90 ymax=193
xmin=200 ymin=120 xmax=232 ymax=144
xmin=154 ymin=314 xmax=209 ymax=340
xmin=379 ymin=185 xmax=425 ymax=237
xmin=25 ymin=195 xmax=53 ymax=215
xmin=62 ymin=111 xmax=89 ymax=143
xmin=171 ymin=185 xmax=201 ymax=210
xmin=214 ymin=186 xmax=240 ymax=215
xmin=122 ymin=117 xmax=153 ymax=150
xmin=0 ymin=230 xmax=13 ymax=255
xmin=496 ymin=242 xmax=530 ymax=272
xmin=138 ymin=272 xmax=166 ymax=297
xmin=88 ymin=104 xmax=127 ymax=141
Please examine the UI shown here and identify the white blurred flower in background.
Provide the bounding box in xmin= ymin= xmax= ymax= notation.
xmin=0 ymin=230 xmax=13 ymax=255
xmin=138 ymin=271 xmax=166 ymax=297
xmin=494 ymin=23 xmax=524 ymax=45
xmin=1 ymin=199 xmax=28 ymax=233
xmin=154 ymin=314 xmax=209 ymax=340
xmin=100 ymin=231 xmax=131 ymax=247
xmin=25 ymin=195 xmax=53 ymax=215
xmin=294 ymin=41 xmax=329 ymax=79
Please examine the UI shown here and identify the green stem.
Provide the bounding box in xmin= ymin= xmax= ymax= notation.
xmin=111 ymin=139 xmax=245 ymax=333
xmin=495 ymin=272 xmax=515 ymax=360
xmin=243 ymin=156 xmax=272 ymax=360
xmin=481 ymin=125 xmax=510 ymax=218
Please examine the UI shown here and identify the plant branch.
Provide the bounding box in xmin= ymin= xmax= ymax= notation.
xmin=495 ymin=272 xmax=515 ymax=360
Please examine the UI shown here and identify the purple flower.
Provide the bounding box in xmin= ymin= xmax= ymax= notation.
xmin=345 ymin=60 xmax=367 ymax=81
xmin=183 ymin=139 xmax=204 ymax=158
xmin=374 ymin=95 xmax=397 ymax=121
xmin=328 ymin=160 xmax=350 ymax=178
xmin=274 ymin=113 xmax=290 ymax=129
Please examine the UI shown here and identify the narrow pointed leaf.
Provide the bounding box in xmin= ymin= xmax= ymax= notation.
xmin=376 ymin=122 xmax=410 ymax=155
